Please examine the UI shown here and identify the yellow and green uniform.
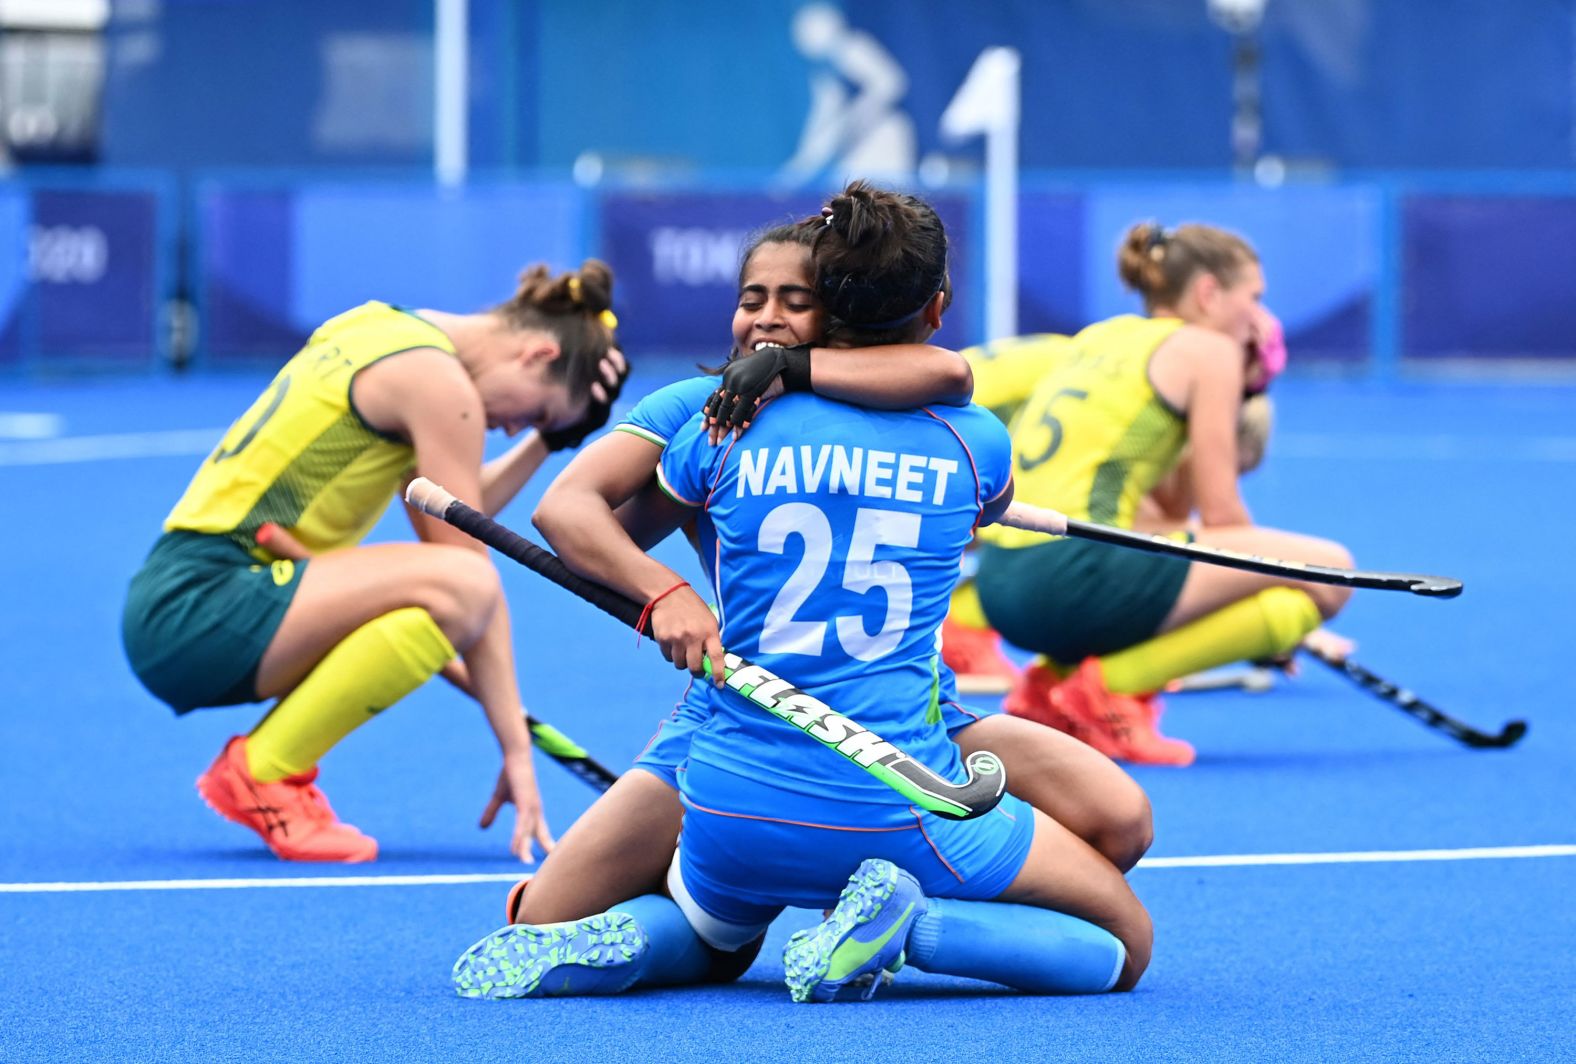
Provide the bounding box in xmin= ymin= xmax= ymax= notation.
xmin=122 ymin=301 xmax=452 ymax=713
xmin=975 ymin=315 xmax=1195 ymax=661
xmin=946 ymin=334 xmax=1073 ymax=631
xmin=962 ymin=332 xmax=1075 ymax=430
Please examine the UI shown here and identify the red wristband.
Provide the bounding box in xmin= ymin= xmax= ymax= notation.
xmin=635 ymin=580 xmax=690 ymax=644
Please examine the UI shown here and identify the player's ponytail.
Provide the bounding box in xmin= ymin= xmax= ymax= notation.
xmin=813 ymin=181 xmax=952 ymax=344
xmin=494 ymin=260 xmax=618 ymax=398
xmin=1117 ymin=221 xmax=1257 ymax=313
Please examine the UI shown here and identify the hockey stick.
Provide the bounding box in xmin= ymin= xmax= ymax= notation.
xmin=999 ymin=503 xmax=1463 ymax=599
xmin=260 ymin=520 xmax=618 ymax=792
xmin=406 ymin=478 xmax=1006 ymax=821
xmin=525 ymin=714 xmax=620 ymax=792
xmin=1302 ymin=645 xmax=1527 ymax=749
xmin=1166 ymin=666 xmax=1277 ymax=694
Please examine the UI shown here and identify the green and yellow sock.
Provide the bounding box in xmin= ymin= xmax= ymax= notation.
xmin=1098 ymin=587 xmax=1320 ymax=696
xmin=246 ymin=607 xmax=455 ymax=782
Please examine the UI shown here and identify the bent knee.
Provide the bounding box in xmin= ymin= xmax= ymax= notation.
xmin=1292 ymin=539 xmax=1354 ymax=618
xmin=414 ymin=546 xmax=500 ymax=647
xmin=1112 ymin=905 xmax=1154 ymax=991
xmin=1095 ymin=785 xmax=1154 ymax=873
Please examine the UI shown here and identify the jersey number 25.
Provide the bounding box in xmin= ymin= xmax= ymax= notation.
xmin=758 ymin=502 xmax=919 ymax=663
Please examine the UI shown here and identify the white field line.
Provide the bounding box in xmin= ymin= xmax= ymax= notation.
xmin=0 ymin=872 xmax=527 ymax=894
xmin=0 ymin=412 xmax=64 ymax=439
xmin=1136 ymin=843 xmax=1576 ymax=869
xmin=0 ymin=428 xmax=224 ymax=466
xmin=2 ymin=844 xmax=1572 ymax=895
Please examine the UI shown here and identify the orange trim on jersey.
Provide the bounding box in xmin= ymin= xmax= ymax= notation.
xmin=911 ymin=808 xmax=965 ymax=883
xmin=943 ymin=699 xmax=981 ymax=724
xmin=683 ymin=798 xmax=917 ymax=834
xmin=702 ymin=432 xmax=748 ymax=510
xmin=637 ymin=678 xmax=698 ymax=758
xmin=655 ymin=463 xmax=703 ymax=508
xmin=921 ymin=407 xmax=986 ymax=532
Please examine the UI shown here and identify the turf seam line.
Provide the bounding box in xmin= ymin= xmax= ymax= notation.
xmin=3 ymin=845 xmax=1574 ymax=893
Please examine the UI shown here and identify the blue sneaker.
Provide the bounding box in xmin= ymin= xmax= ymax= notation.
xmin=783 ymin=859 xmax=927 ymax=1003
xmin=452 ymin=912 xmax=647 ymax=999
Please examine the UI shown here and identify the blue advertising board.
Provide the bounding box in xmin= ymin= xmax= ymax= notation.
xmin=1404 ymin=196 xmax=1576 ymax=360
xmin=0 ymin=188 xmax=28 ymax=370
xmin=598 ymin=189 xmax=978 ymax=357
xmin=0 ymin=185 xmax=164 ymax=370
xmin=198 ymin=180 xmax=586 ymax=363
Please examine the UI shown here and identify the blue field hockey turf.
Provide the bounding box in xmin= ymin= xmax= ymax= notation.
xmin=1 ymin=369 xmax=1572 ymax=1062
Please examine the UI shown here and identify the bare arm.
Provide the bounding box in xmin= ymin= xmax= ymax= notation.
xmin=808 ymin=343 xmax=972 ymax=408
xmin=534 ymin=430 xmax=694 ymax=603
xmin=533 ymin=428 xmax=724 ymax=680
xmin=1134 ymin=393 xmax=1273 ymax=534
xmin=1134 ymin=459 xmax=1195 ymax=534
xmin=1180 ymin=332 xmax=1252 ymax=529
xmin=479 ymin=433 xmax=550 ymax=516
xmin=360 ymin=349 xmax=550 ymax=860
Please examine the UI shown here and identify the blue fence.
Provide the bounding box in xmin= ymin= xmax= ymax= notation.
xmin=4 ymin=170 xmax=1576 ymax=375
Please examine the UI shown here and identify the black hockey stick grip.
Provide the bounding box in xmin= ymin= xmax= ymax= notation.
xmin=408 ymin=478 xmax=648 ymax=632
xmin=405 ymin=478 xmax=1005 ymax=819
xmin=1000 ymin=502 xmax=1463 ymax=598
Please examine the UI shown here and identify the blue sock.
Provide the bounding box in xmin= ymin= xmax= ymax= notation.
xmin=904 ymin=897 xmax=1126 ymax=993
xmin=608 ymin=894 xmax=713 ymax=988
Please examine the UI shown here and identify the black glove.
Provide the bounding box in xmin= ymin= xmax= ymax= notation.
xmin=703 ymin=343 xmax=812 ymax=433
xmin=541 ymin=351 xmax=630 ymax=452
xmin=541 ymin=402 xmax=611 ymax=452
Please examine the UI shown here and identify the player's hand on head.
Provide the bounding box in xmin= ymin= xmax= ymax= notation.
xmin=649 ymin=585 xmax=726 ymax=684
xmin=704 ymin=343 xmax=811 ymax=443
xmin=541 ymin=348 xmax=629 ymax=453
xmin=589 ymin=347 xmax=629 ymax=406
xmin=479 ymin=751 xmax=556 ymax=863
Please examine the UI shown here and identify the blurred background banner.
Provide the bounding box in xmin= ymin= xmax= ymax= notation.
xmin=92 ymin=1 xmax=1576 ymax=173
xmin=599 ymin=189 xmax=978 ymax=357
xmin=1403 ymin=194 xmax=1576 ymax=360
xmin=0 ymin=178 xmax=166 ymax=371
xmin=1082 ymin=182 xmax=1381 ymax=362
xmin=2 ymin=0 xmax=1576 ymax=372
xmin=197 ymin=180 xmax=582 ymax=362
xmin=599 ymin=191 xmax=826 ymax=359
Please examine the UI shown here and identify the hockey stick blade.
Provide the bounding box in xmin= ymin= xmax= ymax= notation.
xmin=998 ymin=503 xmax=1463 ymax=598
xmin=526 ymin=714 xmax=619 ymax=791
xmin=1303 ymin=645 xmax=1527 ymax=749
xmin=406 ymin=477 xmax=1006 ymax=820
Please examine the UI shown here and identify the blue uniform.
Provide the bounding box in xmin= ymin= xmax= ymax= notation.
xmin=657 ymin=394 xmax=1033 ymax=937
xmin=617 ymin=376 xmax=721 ymax=789
xmin=622 ymin=377 xmax=997 ymax=790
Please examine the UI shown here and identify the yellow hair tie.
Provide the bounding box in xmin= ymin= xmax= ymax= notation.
xmin=599 ymin=309 xmax=619 ymax=330
xmin=567 ymin=276 xmax=583 ymax=303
